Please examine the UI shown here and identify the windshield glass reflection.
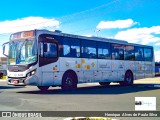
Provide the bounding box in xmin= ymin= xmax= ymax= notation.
xmin=8 ymin=39 xmax=37 ymax=65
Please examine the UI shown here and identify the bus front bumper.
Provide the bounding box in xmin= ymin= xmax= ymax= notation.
xmin=7 ymin=75 xmax=39 ymax=86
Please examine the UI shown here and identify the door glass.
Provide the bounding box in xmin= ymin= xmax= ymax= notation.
xmin=40 ymin=42 xmax=57 ymax=58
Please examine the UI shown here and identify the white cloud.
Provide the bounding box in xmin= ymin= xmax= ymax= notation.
xmin=155 ymin=42 xmax=160 ymax=46
xmin=154 ymin=50 xmax=160 ymax=62
xmin=114 ymin=26 xmax=160 ymax=61
xmin=97 ymin=19 xmax=137 ymax=29
xmin=114 ymin=26 xmax=160 ymax=45
xmin=0 ymin=16 xmax=60 ymax=34
xmin=0 ymin=16 xmax=60 ymax=57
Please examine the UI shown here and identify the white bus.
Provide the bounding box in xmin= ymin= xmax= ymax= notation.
xmin=3 ymin=29 xmax=155 ymax=91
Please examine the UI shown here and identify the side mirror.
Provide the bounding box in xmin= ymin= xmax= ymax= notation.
xmin=2 ymin=42 xmax=9 ymax=57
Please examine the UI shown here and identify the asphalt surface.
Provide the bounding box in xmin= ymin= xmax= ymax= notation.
xmin=0 ymin=78 xmax=160 ymax=120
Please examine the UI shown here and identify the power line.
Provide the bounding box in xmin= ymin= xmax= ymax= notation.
xmin=0 ymin=0 xmax=144 ymax=37
xmin=0 ymin=0 xmax=119 ymax=36
xmin=57 ymin=0 xmax=119 ymax=20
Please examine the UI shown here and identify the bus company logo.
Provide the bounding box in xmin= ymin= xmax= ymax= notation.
xmin=135 ymin=97 xmax=156 ymax=111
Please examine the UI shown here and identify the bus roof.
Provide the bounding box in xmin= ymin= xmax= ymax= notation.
xmin=36 ymin=29 xmax=128 ymax=44
xmin=13 ymin=29 xmax=153 ymax=48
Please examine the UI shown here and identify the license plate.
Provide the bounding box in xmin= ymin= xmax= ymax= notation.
xmin=11 ymin=80 xmax=19 ymax=84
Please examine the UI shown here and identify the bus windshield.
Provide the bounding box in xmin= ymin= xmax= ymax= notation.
xmin=8 ymin=39 xmax=37 ymax=65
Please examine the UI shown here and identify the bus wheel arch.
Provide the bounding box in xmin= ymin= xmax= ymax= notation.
xmin=120 ymin=70 xmax=134 ymax=86
xmin=61 ymin=70 xmax=78 ymax=90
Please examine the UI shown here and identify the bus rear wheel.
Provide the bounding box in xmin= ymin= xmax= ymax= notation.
xmin=99 ymin=82 xmax=110 ymax=86
xmin=61 ymin=72 xmax=77 ymax=90
xmin=120 ymin=71 xmax=133 ymax=86
xmin=37 ymin=86 xmax=49 ymax=91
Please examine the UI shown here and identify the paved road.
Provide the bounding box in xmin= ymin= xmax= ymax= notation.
xmin=0 ymin=79 xmax=160 ymax=120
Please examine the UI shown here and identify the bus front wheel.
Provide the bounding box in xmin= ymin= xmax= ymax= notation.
xmin=61 ymin=72 xmax=77 ymax=90
xmin=120 ymin=71 xmax=133 ymax=86
xmin=37 ymin=86 xmax=49 ymax=91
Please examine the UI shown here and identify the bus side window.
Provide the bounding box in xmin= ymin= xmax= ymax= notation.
xmin=81 ymin=40 xmax=97 ymax=58
xmin=46 ymin=43 xmax=57 ymax=58
xmin=70 ymin=48 xmax=77 ymax=57
xmin=64 ymin=47 xmax=77 ymax=57
xmin=135 ymin=47 xmax=144 ymax=61
xmin=82 ymin=47 xmax=89 ymax=58
xmin=124 ymin=45 xmax=135 ymax=60
xmin=111 ymin=44 xmax=124 ymax=60
xmin=98 ymin=42 xmax=111 ymax=59
xmin=144 ymin=48 xmax=153 ymax=61
xmin=40 ymin=42 xmax=57 ymax=58
xmin=63 ymin=37 xmax=80 ymax=58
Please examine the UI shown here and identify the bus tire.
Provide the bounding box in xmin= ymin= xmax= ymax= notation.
xmin=37 ymin=86 xmax=49 ymax=91
xmin=61 ymin=71 xmax=77 ymax=90
xmin=120 ymin=71 xmax=133 ymax=86
xmin=99 ymin=82 xmax=110 ymax=86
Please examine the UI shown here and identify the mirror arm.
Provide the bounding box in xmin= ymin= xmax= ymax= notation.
xmin=2 ymin=42 xmax=9 ymax=57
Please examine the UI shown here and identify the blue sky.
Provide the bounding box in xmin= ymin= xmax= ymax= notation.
xmin=0 ymin=0 xmax=160 ymax=60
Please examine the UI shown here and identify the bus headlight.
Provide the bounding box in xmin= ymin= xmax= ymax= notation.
xmin=31 ymin=70 xmax=36 ymax=75
xmin=26 ymin=69 xmax=36 ymax=77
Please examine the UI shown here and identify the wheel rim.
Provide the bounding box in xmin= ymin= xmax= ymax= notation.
xmin=125 ymin=72 xmax=132 ymax=84
xmin=65 ymin=77 xmax=73 ymax=86
xmin=62 ymin=72 xmax=77 ymax=90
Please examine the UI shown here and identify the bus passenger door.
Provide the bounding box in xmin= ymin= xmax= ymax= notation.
xmin=38 ymin=34 xmax=59 ymax=86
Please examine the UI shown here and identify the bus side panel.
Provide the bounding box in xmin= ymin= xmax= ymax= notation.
xmin=111 ymin=60 xmax=125 ymax=81
xmin=59 ymin=57 xmax=82 ymax=82
xmin=76 ymin=71 xmax=83 ymax=83
xmin=53 ymin=71 xmax=64 ymax=86
xmin=59 ymin=57 xmax=81 ymax=72
xmin=94 ymin=71 xmax=102 ymax=82
xmin=97 ymin=59 xmax=112 ymax=82
xmin=81 ymin=58 xmax=97 ymax=83
xmin=40 ymin=60 xmax=60 ymax=86
xmin=144 ymin=61 xmax=154 ymax=78
xmin=135 ymin=61 xmax=145 ymax=80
